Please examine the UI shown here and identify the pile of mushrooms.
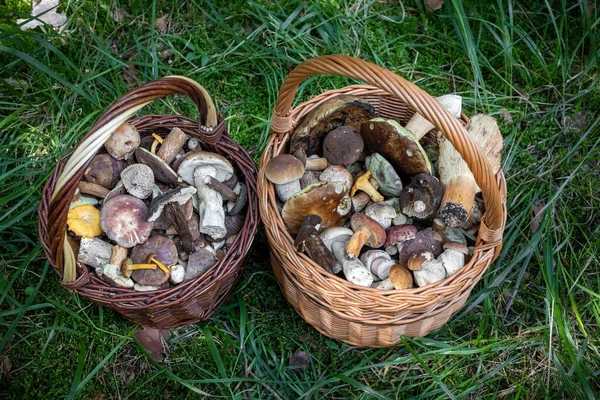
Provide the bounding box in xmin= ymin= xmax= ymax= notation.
xmin=265 ymin=95 xmax=503 ymax=289
xmin=67 ymin=124 xmax=247 ymax=290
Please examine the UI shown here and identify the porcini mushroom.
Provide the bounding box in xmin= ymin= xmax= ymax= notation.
xmin=439 ymin=241 xmax=468 ymax=276
xmin=360 ymin=250 xmax=395 ymax=280
xmin=331 ymin=241 xmax=374 ymax=286
xmin=177 ymin=152 xmax=234 ymax=240
xmin=121 ymin=163 xmax=155 ymax=199
xmin=156 ymin=127 xmax=188 ymax=164
xmin=364 ymin=203 xmax=397 ymax=230
xmin=322 ymin=126 xmax=364 ymax=166
xmin=319 ymin=226 xmax=354 ymax=276
xmin=351 ymin=171 xmax=384 ymax=203
xmin=169 ymin=264 xmax=186 ymax=284
xmin=407 ymin=251 xmax=434 ymax=271
xmin=404 ymin=94 xmax=462 ymax=140
xmin=290 ymin=95 xmax=375 ymax=155
xmin=364 ymin=153 xmax=403 ymax=197
xmin=345 ymin=214 xmax=386 ymax=258
xmin=84 ymin=154 xmax=126 ymax=189
xmin=413 ymin=259 xmax=447 ymax=287
xmin=383 ymin=224 xmax=418 ymax=254
xmin=438 ymin=114 xmax=504 ymax=227
xmin=100 ymin=195 xmax=154 ymax=248
xmin=264 ymin=154 xmax=305 ymax=202
xmin=105 ymin=123 xmax=140 ymax=160
xmin=398 ymin=229 xmax=447 ymax=268
xmin=389 ymin=264 xmax=414 ymax=290
xmin=67 ymin=204 xmax=102 ymax=238
xmin=281 ymin=181 xmax=350 ymax=234
xmin=319 ymin=165 xmax=353 ymax=189
xmin=148 ymin=186 xmax=197 ymax=253
xmin=361 ymin=118 xmax=432 ymax=176
xmin=294 ymin=214 xmax=339 ymax=274
xmin=398 ymin=173 xmax=443 ymax=220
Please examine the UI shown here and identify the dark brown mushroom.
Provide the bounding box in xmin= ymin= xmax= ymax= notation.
xmin=84 ymin=154 xmax=126 ymax=189
xmin=264 ymin=154 xmax=305 ymax=202
xmin=294 ymin=214 xmax=339 ymax=274
xmin=398 ymin=230 xmax=448 ymax=268
xmin=184 ymin=245 xmax=216 ymax=280
xmin=322 ymin=126 xmax=364 ymax=166
xmin=130 ymin=235 xmax=178 ymax=285
xmin=135 ymin=147 xmax=180 ymax=184
xmin=345 ymin=213 xmax=386 ymax=258
xmin=100 ymin=195 xmax=154 ymax=248
xmin=399 ymin=173 xmax=443 ymax=220
xmin=148 ymin=186 xmax=197 ymax=253
xmin=226 ymin=182 xmax=247 ymax=216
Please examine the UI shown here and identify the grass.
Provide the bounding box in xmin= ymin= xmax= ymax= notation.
xmin=1 ymin=0 xmax=599 ymax=398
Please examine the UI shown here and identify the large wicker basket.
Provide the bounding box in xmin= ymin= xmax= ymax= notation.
xmin=258 ymin=56 xmax=507 ymax=347
xmin=38 ymin=76 xmax=258 ymax=329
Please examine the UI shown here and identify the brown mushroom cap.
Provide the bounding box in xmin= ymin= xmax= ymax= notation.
xmin=350 ymin=213 xmax=386 ymax=248
xmin=264 ymin=154 xmax=305 ymax=185
xmin=135 ymin=147 xmax=180 ymax=184
xmin=399 ymin=173 xmax=443 ymax=220
xmin=130 ymin=235 xmax=178 ymax=285
xmin=84 ymin=154 xmax=126 ymax=189
xmin=322 ymin=126 xmax=364 ymax=166
xmin=105 ymin=123 xmax=140 ymax=160
xmin=100 ymin=195 xmax=154 ymax=248
xmin=290 ymin=95 xmax=375 ymax=155
xmin=282 ymin=181 xmax=350 ymax=234
xmin=184 ymin=246 xmax=216 ymax=280
xmin=361 ymin=118 xmax=431 ymax=176
xmin=398 ymin=229 xmax=448 ymax=268
xmin=389 ymin=264 xmax=413 ymax=290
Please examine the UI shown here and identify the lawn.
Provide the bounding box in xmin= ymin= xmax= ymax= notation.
xmin=1 ymin=0 xmax=599 ymax=398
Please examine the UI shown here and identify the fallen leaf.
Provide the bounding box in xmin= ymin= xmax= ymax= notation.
xmin=498 ymin=108 xmax=513 ymax=123
xmin=531 ymin=199 xmax=546 ymax=233
xmin=16 ymin=0 xmax=67 ymax=31
xmin=426 ymin=0 xmax=444 ymax=11
xmin=112 ymin=7 xmax=129 ymax=23
xmin=563 ymin=111 xmax=587 ymax=131
xmin=155 ymin=14 xmax=169 ymax=34
xmin=288 ymin=348 xmax=309 ymax=370
xmin=133 ymin=327 xmax=170 ymax=362
xmin=0 ymin=355 xmax=11 ymax=381
xmin=123 ymin=64 xmax=139 ymax=85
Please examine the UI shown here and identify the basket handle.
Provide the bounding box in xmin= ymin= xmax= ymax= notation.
xmin=270 ymin=55 xmax=504 ymax=236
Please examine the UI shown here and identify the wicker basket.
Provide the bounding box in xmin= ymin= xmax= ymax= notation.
xmin=258 ymin=56 xmax=507 ymax=347
xmin=38 ymin=76 xmax=258 ymax=329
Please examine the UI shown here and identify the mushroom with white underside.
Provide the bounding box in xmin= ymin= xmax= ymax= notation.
xmin=148 ymin=186 xmax=197 ymax=253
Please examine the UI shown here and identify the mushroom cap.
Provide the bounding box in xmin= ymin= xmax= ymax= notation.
xmin=104 ymin=180 xmax=125 ymax=204
xmin=364 ymin=203 xmax=397 ymax=230
xmin=350 ymin=213 xmax=386 ymax=248
xmin=100 ymin=195 xmax=154 ymax=248
xmin=383 ymin=224 xmax=418 ymax=248
xmin=290 ymin=94 xmax=375 ymax=155
xmin=319 ymin=165 xmax=353 ymax=189
xmin=399 ymin=173 xmax=443 ymax=220
xmin=361 ymin=118 xmax=431 ymax=176
xmin=365 ymin=153 xmax=403 ymax=197
xmin=177 ymin=151 xmax=234 ymax=185
xmin=130 ymin=235 xmax=178 ymax=285
xmin=135 ymin=147 xmax=180 ymax=184
xmin=282 ymin=181 xmax=350 ymax=235
xmin=184 ymin=246 xmax=216 ymax=280
xmin=264 ymin=154 xmax=305 ymax=185
xmin=105 ymin=123 xmax=140 ymax=160
xmin=398 ymin=229 xmax=447 ymax=268
xmin=147 ymin=186 xmax=197 ymax=222
xmin=67 ymin=204 xmax=102 ymax=238
xmin=389 ymin=264 xmax=413 ymax=290
xmin=319 ymin=226 xmax=354 ymax=251
xmin=84 ymin=154 xmax=125 ymax=189
xmin=322 ymin=126 xmax=364 ymax=166
xmin=121 ymin=163 xmax=155 ymax=199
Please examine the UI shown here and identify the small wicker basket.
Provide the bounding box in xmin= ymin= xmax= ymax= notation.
xmin=258 ymin=56 xmax=507 ymax=347
xmin=38 ymin=76 xmax=258 ymax=329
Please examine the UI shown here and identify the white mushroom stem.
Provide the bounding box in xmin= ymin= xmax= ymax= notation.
xmin=193 ymin=166 xmax=227 ymax=240
xmin=405 ymin=94 xmax=462 ymax=140
xmin=413 ymin=259 xmax=447 ymax=287
xmin=78 ymin=238 xmax=112 ymax=269
xmin=438 ymin=249 xmax=465 ymax=276
xmin=371 ymin=278 xmax=395 ymax=290
xmin=414 ymin=200 xmax=427 ymax=213
xmin=331 ymin=241 xmax=373 ymax=287
xmin=275 ymin=180 xmax=301 ymax=202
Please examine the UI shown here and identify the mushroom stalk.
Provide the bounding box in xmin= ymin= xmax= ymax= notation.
xmin=157 ymin=127 xmax=187 ymax=164
xmin=203 ymin=175 xmax=239 ymax=202
xmin=331 ymin=241 xmax=373 ymax=287
xmin=146 ymin=255 xmax=170 ymax=274
xmin=345 ymin=227 xmax=370 ymax=258
xmin=404 ymin=95 xmax=462 ymax=140
xmin=351 ymin=171 xmax=384 ymax=203
xmin=295 ymin=215 xmax=339 ymax=274
xmin=166 ymin=203 xmax=195 ymax=253
xmin=194 ymin=166 xmax=227 ymax=240
xmin=305 ymin=157 xmax=328 ymax=171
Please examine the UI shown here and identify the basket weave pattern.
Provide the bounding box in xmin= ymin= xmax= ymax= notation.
xmin=258 ymin=56 xmax=507 ymax=347
xmin=38 ymin=76 xmax=258 ymax=329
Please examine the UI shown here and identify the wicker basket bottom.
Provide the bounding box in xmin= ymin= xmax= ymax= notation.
xmin=271 ymin=254 xmax=471 ymax=347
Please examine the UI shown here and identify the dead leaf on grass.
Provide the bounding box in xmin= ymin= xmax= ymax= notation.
xmin=288 ymin=348 xmax=309 ymax=370
xmin=155 ymin=14 xmax=169 ymax=34
xmin=426 ymin=0 xmax=444 ymax=11
xmin=16 ymin=0 xmax=67 ymax=31
xmin=123 ymin=64 xmax=139 ymax=85
xmin=531 ymin=199 xmax=546 ymax=233
xmin=112 ymin=7 xmax=130 ymax=23
xmin=133 ymin=327 xmax=171 ymax=362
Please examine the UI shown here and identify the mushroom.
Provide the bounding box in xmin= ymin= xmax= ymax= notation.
xmin=224 ymin=213 xmax=245 ymax=238
xmin=130 ymin=235 xmax=177 ymax=285
xmin=322 ymin=126 xmax=364 ymax=166
xmin=187 ymin=137 xmax=202 ymax=152
xmin=100 ymin=195 xmax=154 ymax=248
xmin=439 ymin=241 xmax=468 ymax=276
xmin=360 ymin=250 xmax=394 ymax=280
xmin=148 ymin=186 xmax=197 ymax=253
xmin=380 ymin=198 xmax=412 ymax=226
xmin=398 ymin=173 xmax=443 ymax=220
xmin=365 ymin=153 xmax=403 ymax=197
xmin=460 ymin=196 xmax=484 ymax=231
xmin=294 ymin=215 xmax=339 ymax=274
xmin=432 ymin=217 xmax=446 ymax=232
xmin=78 ymin=181 xmax=110 ymax=198
xmin=389 ymin=264 xmax=414 ymax=289
xmin=120 ymin=164 xmax=155 ymax=199
xmin=135 ymin=147 xmax=180 ymax=184
xmin=84 ymin=154 xmax=126 ymax=189
xmin=331 ymin=241 xmax=374 ymax=287
xmin=105 ymin=123 xmax=140 ymax=160
xmin=133 ymin=284 xmax=160 ymax=291
xmin=67 ymin=204 xmax=102 ymax=238
xmin=383 ymin=224 xmax=418 ymax=252
xmin=177 ymin=152 xmax=234 ymax=240
xmin=364 ymin=203 xmax=396 ymax=230
xmin=226 ymin=182 xmax=247 ymax=216
xmin=319 ymin=165 xmax=353 ymax=189
xmin=444 ymin=227 xmax=468 ymax=246
xmin=293 ymin=148 xmax=328 ymax=171
xmin=70 ymin=190 xmax=98 ymax=209
xmin=345 ymin=214 xmax=386 ymax=258
xmin=407 ymin=251 xmax=434 ymax=271
xmin=351 ymin=171 xmax=384 ymax=203
xmin=413 ymin=259 xmax=447 ymax=287
xmin=290 ymin=94 xmax=375 ymax=155
xmin=371 ymin=279 xmax=395 ymax=290
xmin=104 ymin=180 xmax=125 ymax=204
xmin=351 ymin=178 xmax=379 ymax=213
xmin=120 ymin=258 xmax=157 ymax=279
xmin=184 ymin=245 xmax=216 ymax=280
xmin=101 ymin=263 xmax=135 ymax=288
xmin=78 ymin=237 xmax=112 ymax=269
xmin=169 ymin=264 xmax=186 ymax=284
xmin=281 ymin=181 xmax=350 ymax=235
xmin=404 ymin=94 xmax=463 ymax=140
xmin=264 ymin=154 xmax=305 ymax=202
xmin=438 ymin=114 xmax=504 ymax=227
xmin=361 ymin=118 xmax=432 ymax=176
xmin=156 ymin=127 xmax=188 ymax=164
xmin=398 ymin=230 xmax=447 ymax=268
